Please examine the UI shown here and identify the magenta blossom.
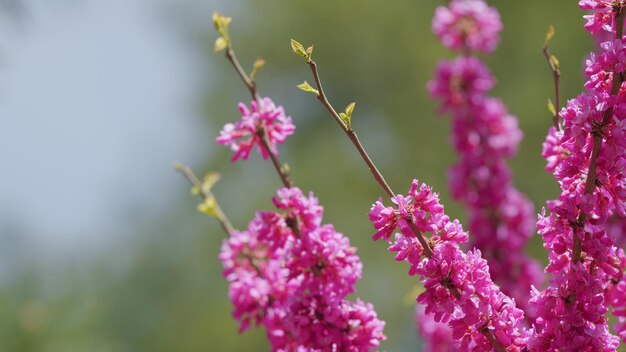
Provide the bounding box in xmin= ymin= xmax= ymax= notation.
xmin=220 ymin=187 xmax=385 ymax=350
xmin=216 ymin=97 xmax=295 ymax=161
xmin=428 ymin=57 xmax=495 ymax=112
xmin=429 ymin=0 xmax=542 ymax=327
xmin=432 ymin=0 xmax=502 ymax=53
xmin=369 ymin=180 xmax=528 ymax=350
xmin=580 ymin=1 xmax=625 ymax=34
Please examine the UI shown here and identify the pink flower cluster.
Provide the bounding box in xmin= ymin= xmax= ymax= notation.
xmin=429 ymin=0 xmax=543 ymax=326
xmin=432 ymin=0 xmax=502 ymax=53
xmin=217 ymin=97 xmax=295 ymax=161
xmin=369 ymin=180 xmax=528 ymax=350
xmin=530 ymin=3 xmax=626 ymax=349
xmin=580 ymin=0 xmax=626 ymax=35
xmin=220 ymin=187 xmax=386 ymax=351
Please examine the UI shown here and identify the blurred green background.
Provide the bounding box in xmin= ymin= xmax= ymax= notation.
xmin=0 ymin=1 xmax=601 ymax=351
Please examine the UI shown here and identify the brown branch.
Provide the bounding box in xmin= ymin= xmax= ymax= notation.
xmin=307 ymin=60 xmax=396 ymax=199
xmin=175 ymin=162 xmax=235 ymax=235
xmin=302 ymin=49 xmax=512 ymax=352
xmin=406 ymin=220 xmax=434 ymax=258
xmin=225 ymin=47 xmax=258 ymax=101
xmin=572 ymin=7 xmax=626 ymax=264
xmin=257 ymin=126 xmax=293 ymax=188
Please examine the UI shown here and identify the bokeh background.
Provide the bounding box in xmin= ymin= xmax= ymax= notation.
xmin=0 ymin=0 xmax=602 ymax=351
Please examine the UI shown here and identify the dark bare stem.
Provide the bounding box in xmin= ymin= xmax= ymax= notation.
xmin=225 ymin=47 xmax=258 ymax=101
xmin=175 ymin=162 xmax=235 ymax=235
xmin=257 ymin=127 xmax=293 ymax=188
xmin=307 ymin=60 xmax=395 ymax=199
xmin=572 ymin=7 xmax=626 ymax=264
xmin=543 ymin=46 xmax=561 ymax=130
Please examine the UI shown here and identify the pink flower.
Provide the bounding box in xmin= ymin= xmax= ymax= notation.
xmin=428 ymin=57 xmax=495 ymax=112
xmin=288 ymin=224 xmax=363 ymax=299
xmin=216 ymin=97 xmax=295 ymax=161
xmin=220 ymin=187 xmax=385 ymax=349
xmin=529 ymin=264 xmax=620 ymax=351
xmin=430 ymin=0 xmax=542 ymax=323
xmin=432 ymin=0 xmax=502 ymax=53
xmin=369 ymin=180 xmax=528 ymax=350
xmin=579 ymin=1 xmax=625 ymax=35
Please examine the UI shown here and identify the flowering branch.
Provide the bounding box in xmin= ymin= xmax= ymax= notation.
xmin=572 ymin=7 xmax=626 ymax=264
xmin=213 ymin=12 xmax=293 ymax=189
xmin=293 ymin=41 xmax=524 ymax=351
xmin=174 ymin=162 xmax=235 ymax=235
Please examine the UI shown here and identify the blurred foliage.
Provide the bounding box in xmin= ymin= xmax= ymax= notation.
xmin=2 ymin=1 xmax=617 ymax=351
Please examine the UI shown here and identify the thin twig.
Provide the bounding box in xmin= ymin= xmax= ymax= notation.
xmin=543 ymin=46 xmax=561 ymax=130
xmin=225 ymin=48 xmax=258 ymax=101
xmin=257 ymin=126 xmax=293 ymax=188
xmin=222 ymin=43 xmax=300 ymax=236
xmin=572 ymin=7 xmax=626 ymax=264
xmin=407 ymin=220 xmax=434 ymax=258
xmin=224 ymin=46 xmax=294 ymax=189
xmin=175 ymin=162 xmax=235 ymax=235
xmin=307 ymin=60 xmax=396 ymax=199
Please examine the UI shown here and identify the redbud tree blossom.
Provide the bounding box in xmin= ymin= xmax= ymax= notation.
xmin=179 ymin=1 xmax=626 ymax=351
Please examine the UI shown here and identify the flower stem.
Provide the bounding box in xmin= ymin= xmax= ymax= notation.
xmin=407 ymin=220 xmax=434 ymax=258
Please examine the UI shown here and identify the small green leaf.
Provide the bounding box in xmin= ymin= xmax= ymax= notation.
xmin=281 ymin=163 xmax=291 ymax=175
xmin=547 ymin=99 xmax=556 ymax=116
xmin=201 ymin=172 xmax=221 ymax=194
xmin=306 ymin=45 xmax=314 ymax=57
xmin=197 ymin=197 xmax=219 ymax=218
xmin=214 ymin=37 xmax=228 ymax=52
xmin=249 ymin=58 xmax=266 ymax=81
xmin=290 ymin=39 xmax=309 ymax=61
xmin=544 ymin=25 xmax=555 ymax=48
xmin=345 ymin=102 xmax=356 ymax=118
xmin=339 ymin=112 xmax=352 ymax=130
xmin=550 ymin=54 xmax=560 ymax=71
xmin=297 ymin=81 xmax=319 ymax=95
xmin=213 ymin=12 xmax=231 ymax=36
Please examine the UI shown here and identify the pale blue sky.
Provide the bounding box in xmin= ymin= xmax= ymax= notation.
xmin=0 ymin=0 xmax=229 ymax=263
